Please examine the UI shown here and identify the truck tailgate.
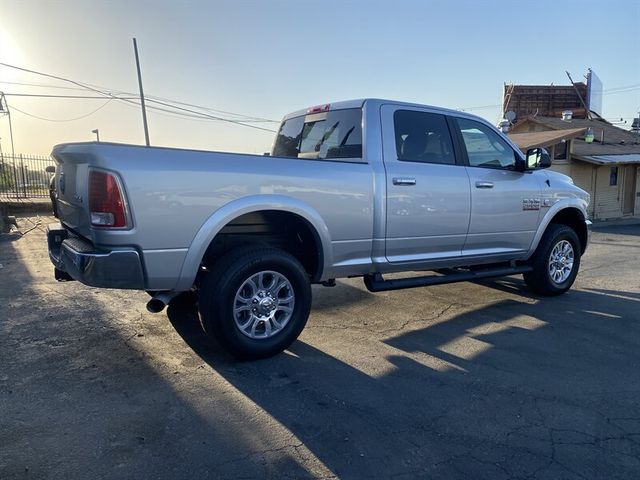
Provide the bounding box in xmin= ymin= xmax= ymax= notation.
xmin=51 ymin=147 xmax=93 ymax=238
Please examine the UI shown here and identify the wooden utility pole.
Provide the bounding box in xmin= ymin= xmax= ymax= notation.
xmin=133 ymin=38 xmax=150 ymax=146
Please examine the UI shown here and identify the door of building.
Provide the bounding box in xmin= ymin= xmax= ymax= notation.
xmin=622 ymin=165 xmax=637 ymax=215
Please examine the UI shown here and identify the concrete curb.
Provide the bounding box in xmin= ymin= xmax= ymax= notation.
xmin=592 ymin=217 xmax=640 ymax=228
xmin=0 ymin=199 xmax=53 ymax=216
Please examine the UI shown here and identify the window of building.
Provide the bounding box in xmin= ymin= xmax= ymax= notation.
xmin=554 ymin=141 xmax=567 ymax=160
xmin=609 ymin=166 xmax=618 ymax=186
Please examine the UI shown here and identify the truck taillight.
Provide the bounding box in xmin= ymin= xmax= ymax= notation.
xmin=89 ymin=170 xmax=127 ymax=228
xmin=307 ymin=104 xmax=330 ymax=113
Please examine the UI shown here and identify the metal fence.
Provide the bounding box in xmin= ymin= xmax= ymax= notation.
xmin=0 ymin=153 xmax=55 ymax=199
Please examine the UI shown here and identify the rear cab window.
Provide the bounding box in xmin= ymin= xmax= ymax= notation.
xmin=272 ymin=108 xmax=363 ymax=161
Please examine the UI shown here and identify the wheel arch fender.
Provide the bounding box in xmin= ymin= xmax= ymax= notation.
xmin=526 ymin=199 xmax=589 ymax=259
xmin=174 ymin=195 xmax=333 ymax=291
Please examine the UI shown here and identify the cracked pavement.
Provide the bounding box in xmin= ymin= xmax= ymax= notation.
xmin=1 ymin=217 xmax=639 ymax=479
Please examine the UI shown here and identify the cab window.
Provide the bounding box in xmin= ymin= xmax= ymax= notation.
xmin=393 ymin=110 xmax=455 ymax=165
xmin=456 ymin=118 xmax=516 ymax=169
xmin=272 ymin=108 xmax=362 ymax=160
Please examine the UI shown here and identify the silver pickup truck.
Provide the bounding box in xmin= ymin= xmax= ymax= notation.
xmin=48 ymin=98 xmax=591 ymax=359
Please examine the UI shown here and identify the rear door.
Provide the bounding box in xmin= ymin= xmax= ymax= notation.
xmin=451 ymin=116 xmax=542 ymax=256
xmin=381 ymin=105 xmax=471 ymax=263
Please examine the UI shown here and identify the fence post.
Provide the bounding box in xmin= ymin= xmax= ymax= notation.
xmin=20 ymin=154 xmax=27 ymax=198
xmin=12 ymin=154 xmax=19 ymax=200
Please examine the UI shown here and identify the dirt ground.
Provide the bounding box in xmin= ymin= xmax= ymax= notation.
xmin=1 ymin=215 xmax=639 ymax=479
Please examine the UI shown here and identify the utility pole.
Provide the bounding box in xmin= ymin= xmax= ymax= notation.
xmin=133 ymin=38 xmax=150 ymax=146
xmin=0 ymin=92 xmax=16 ymax=158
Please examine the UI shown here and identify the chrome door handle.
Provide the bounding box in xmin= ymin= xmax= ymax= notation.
xmin=475 ymin=181 xmax=494 ymax=189
xmin=393 ymin=177 xmax=416 ymax=186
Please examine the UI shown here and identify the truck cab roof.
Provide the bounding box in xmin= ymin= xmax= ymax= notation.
xmin=282 ymin=98 xmax=473 ymax=121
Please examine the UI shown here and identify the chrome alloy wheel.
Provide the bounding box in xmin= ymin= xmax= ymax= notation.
xmin=233 ymin=270 xmax=295 ymax=339
xmin=548 ymin=240 xmax=574 ymax=284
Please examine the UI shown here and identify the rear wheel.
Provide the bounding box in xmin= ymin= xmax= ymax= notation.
xmin=524 ymin=224 xmax=581 ymax=296
xmin=198 ymin=246 xmax=311 ymax=359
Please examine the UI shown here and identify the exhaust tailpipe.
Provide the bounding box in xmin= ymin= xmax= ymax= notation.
xmin=145 ymin=292 xmax=178 ymax=314
xmin=146 ymin=298 xmax=166 ymax=313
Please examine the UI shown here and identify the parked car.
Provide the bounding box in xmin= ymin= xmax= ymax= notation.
xmin=47 ymin=99 xmax=591 ymax=359
xmin=45 ymin=165 xmax=58 ymax=217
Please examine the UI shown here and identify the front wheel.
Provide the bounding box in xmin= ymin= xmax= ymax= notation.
xmin=524 ymin=224 xmax=581 ymax=296
xmin=198 ymin=246 xmax=311 ymax=359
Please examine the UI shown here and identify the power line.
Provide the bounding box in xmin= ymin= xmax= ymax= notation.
xmin=144 ymin=93 xmax=279 ymax=123
xmin=10 ymin=99 xmax=114 ymax=122
xmin=116 ymin=97 xmax=219 ymax=123
xmin=1 ymin=90 xmax=277 ymax=124
xmin=3 ymin=92 xmax=139 ymax=99
xmin=144 ymin=97 xmax=276 ymax=132
xmin=54 ymin=78 xmax=280 ymax=122
xmin=602 ymin=87 xmax=640 ymax=96
xmin=1 ymin=80 xmax=279 ymax=122
xmin=0 ymin=63 xmax=279 ymax=123
xmin=0 ymin=62 xmax=277 ymax=132
xmin=459 ymin=104 xmax=502 ymax=111
xmin=0 ymin=80 xmax=92 ymax=92
xmin=602 ymin=83 xmax=640 ymax=92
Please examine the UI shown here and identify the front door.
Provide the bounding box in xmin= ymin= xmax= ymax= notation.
xmin=623 ymin=165 xmax=637 ymax=215
xmin=381 ymin=105 xmax=471 ymax=263
xmin=451 ymin=117 xmax=542 ymax=256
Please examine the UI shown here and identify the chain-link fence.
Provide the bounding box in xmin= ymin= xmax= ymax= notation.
xmin=0 ymin=153 xmax=55 ymax=199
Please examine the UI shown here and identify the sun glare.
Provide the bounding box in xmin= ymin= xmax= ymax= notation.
xmin=0 ymin=28 xmax=25 ymax=77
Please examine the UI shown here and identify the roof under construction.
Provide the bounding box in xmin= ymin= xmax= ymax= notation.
xmin=503 ymin=83 xmax=589 ymax=121
xmin=508 ymin=127 xmax=586 ymax=150
xmin=514 ymin=116 xmax=640 ymax=157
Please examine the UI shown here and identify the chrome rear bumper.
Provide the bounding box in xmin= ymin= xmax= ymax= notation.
xmin=47 ymin=223 xmax=145 ymax=289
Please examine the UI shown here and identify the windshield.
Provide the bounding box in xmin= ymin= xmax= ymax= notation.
xmin=272 ymin=108 xmax=362 ymax=160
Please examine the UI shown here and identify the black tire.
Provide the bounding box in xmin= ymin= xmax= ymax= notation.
xmin=198 ymin=246 xmax=311 ymax=360
xmin=169 ymin=291 xmax=198 ymax=309
xmin=524 ymin=224 xmax=581 ymax=296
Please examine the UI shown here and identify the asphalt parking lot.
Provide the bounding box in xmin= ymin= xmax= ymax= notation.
xmin=1 ymin=216 xmax=639 ymax=479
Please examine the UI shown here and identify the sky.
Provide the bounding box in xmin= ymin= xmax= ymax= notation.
xmin=0 ymin=0 xmax=639 ymax=156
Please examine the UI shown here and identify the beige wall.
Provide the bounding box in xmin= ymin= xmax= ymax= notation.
xmin=568 ymin=163 xmax=597 ymax=218
xmin=636 ymin=167 xmax=640 ymax=214
xmin=563 ymin=162 xmax=633 ymax=220
xmin=512 ymin=121 xmax=639 ymax=219
xmin=592 ymin=165 xmax=624 ymax=220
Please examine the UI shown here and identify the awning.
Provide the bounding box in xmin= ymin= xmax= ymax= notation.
xmin=573 ymin=154 xmax=640 ymax=165
xmin=508 ymin=127 xmax=586 ymax=150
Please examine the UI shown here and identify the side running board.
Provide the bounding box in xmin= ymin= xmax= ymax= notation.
xmin=363 ymin=265 xmax=533 ymax=292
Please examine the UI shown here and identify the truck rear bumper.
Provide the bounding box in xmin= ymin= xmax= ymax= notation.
xmin=47 ymin=223 xmax=145 ymax=289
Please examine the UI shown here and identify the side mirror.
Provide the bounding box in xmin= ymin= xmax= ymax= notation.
xmin=45 ymin=165 xmax=56 ymax=173
xmin=525 ymin=148 xmax=552 ymax=170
